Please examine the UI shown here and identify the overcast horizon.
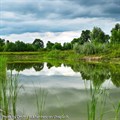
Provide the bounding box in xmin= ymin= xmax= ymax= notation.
xmin=0 ymin=0 xmax=120 ymax=44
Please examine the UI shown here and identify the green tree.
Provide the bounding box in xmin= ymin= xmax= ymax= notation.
xmin=52 ymin=42 xmax=63 ymax=50
xmin=63 ymin=42 xmax=72 ymax=50
xmin=4 ymin=42 xmax=16 ymax=52
xmin=26 ymin=43 xmax=35 ymax=51
xmin=0 ymin=38 xmax=5 ymax=51
xmin=33 ymin=39 xmax=44 ymax=50
xmin=15 ymin=41 xmax=27 ymax=51
xmin=46 ymin=41 xmax=54 ymax=50
xmin=79 ymin=30 xmax=90 ymax=44
xmin=71 ymin=38 xmax=80 ymax=44
xmin=71 ymin=30 xmax=90 ymax=48
xmin=90 ymin=27 xmax=109 ymax=43
xmin=71 ymin=38 xmax=80 ymax=48
xmin=111 ymin=23 xmax=120 ymax=43
xmin=0 ymin=38 xmax=5 ymax=46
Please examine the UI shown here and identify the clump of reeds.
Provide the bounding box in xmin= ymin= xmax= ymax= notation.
xmin=86 ymin=81 xmax=108 ymax=120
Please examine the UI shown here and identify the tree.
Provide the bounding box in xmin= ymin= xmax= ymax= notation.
xmin=0 ymin=38 xmax=5 ymax=51
xmin=71 ymin=30 xmax=90 ymax=48
xmin=71 ymin=38 xmax=80 ymax=45
xmin=111 ymin=23 xmax=120 ymax=43
xmin=63 ymin=42 xmax=72 ymax=50
xmin=4 ymin=42 xmax=16 ymax=52
xmin=33 ymin=39 xmax=44 ymax=50
xmin=15 ymin=41 xmax=27 ymax=51
xmin=0 ymin=38 xmax=5 ymax=46
xmin=79 ymin=30 xmax=90 ymax=44
xmin=52 ymin=42 xmax=62 ymax=50
xmin=26 ymin=43 xmax=35 ymax=51
xmin=90 ymin=27 xmax=109 ymax=43
xmin=46 ymin=41 xmax=54 ymax=50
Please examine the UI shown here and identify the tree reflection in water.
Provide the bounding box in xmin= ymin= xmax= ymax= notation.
xmin=7 ymin=62 xmax=120 ymax=87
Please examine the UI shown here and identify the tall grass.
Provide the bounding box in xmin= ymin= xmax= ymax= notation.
xmin=55 ymin=95 xmax=66 ymax=119
xmin=109 ymin=96 xmax=120 ymax=120
xmin=34 ymin=86 xmax=48 ymax=120
xmin=0 ymin=57 xmax=8 ymax=120
xmin=85 ymin=81 xmax=108 ymax=120
xmin=85 ymin=79 xmax=120 ymax=120
xmin=8 ymin=71 xmax=19 ymax=119
xmin=0 ymin=57 xmax=20 ymax=120
xmin=1 ymin=74 xmax=19 ymax=120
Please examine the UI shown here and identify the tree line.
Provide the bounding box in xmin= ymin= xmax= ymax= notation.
xmin=0 ymin=23 xmax=120 ymax=52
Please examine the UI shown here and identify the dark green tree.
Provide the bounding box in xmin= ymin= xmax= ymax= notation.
xmin=63 ymin=42 xmax=72 ymax=50
xmin=79 ymin=30 xmax=90 ymax=44
xmin=4 ymin=42 xmax=16 ymax=52
xmin=26 ymin=43 xmax=35 ymax=51
xmin=15 ymin=41 xmax=27 ymax=51
xmin=71 ymin=38 xmax=80 ymax=45
xmin=46 ymin=41 xmax=54 ymax=50
xmin=71 ymin=30 xmax=90 ymax=48
xmin=90 ymin=27 xmax=109 ymax=43
xmin=0 ymin=38 xmax=5 ymax=46
xmin=33 ymin=39 xmax=44 ymax=50
xmin=71 ymin=38 xmax=79 ymax=44
xmin=52 ymin=42 xmax=62 ymax=50
xmin=111 ymin=23 xmax=120 ymax=43
xmin=0 ymin=38 xmax=5 ymax=51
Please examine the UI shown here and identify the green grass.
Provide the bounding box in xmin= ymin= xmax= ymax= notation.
xmin=84 ymin=78 xmax=120 ymax=120
xmin=109 ymin=95 xmax=120 ymax=120
xmin=85 ymin=80 xmax=109 ymax=120
xmin=0 ymin=57 xmax=20 ymax=120
xmin=0 ymin=52 xmax=40 ymax=55
xmin=0 ymin=45 xmax=120 ymax=64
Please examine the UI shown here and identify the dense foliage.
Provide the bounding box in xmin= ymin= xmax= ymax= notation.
xmin=0 ymin=24 xmax=120 ymax=55
xmin=73 ymin=23 xmax=120 ymax=55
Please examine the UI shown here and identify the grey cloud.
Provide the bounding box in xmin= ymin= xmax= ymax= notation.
xmin=71 ymin=0 xmax=120 ymax=6
xmin=1 ymin=0 xmax=120 ymax=19
xmin=0 ymin=0 xmax=120 ymax=35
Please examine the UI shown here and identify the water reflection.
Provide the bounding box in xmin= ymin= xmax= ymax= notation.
xmin=0 ymin=59 xmax=119 ymax=120
xmin=7 ymin=63 xmax=44 ymax=72
xmin=7 ymin=62 xmax=120 ymax=87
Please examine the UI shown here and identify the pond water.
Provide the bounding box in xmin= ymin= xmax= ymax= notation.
xmin=1 ymin=62 xmax=120 ymax=120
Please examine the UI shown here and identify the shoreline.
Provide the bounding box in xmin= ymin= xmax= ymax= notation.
xmin=0 ymin=51 xmax=120 ymax=64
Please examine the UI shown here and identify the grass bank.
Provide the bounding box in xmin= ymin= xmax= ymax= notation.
xmin=0 ymin=48 xmax=120 ymax=64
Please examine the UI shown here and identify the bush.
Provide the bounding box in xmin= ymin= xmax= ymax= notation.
xmin=74 ymin=42 xmax=108 ymax=55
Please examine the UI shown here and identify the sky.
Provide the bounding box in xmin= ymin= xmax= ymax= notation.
xmin=0 ymin=0 xmax=120 ymax=44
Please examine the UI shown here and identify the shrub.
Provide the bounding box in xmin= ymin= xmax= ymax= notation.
xmin=74 ymin=42 xmax=108 ymax=55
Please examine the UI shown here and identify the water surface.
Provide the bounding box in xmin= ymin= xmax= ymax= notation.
xmin=4 ymin=62 xmax=120 ymax=120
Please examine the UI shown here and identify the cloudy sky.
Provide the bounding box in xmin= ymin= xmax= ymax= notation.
xmin=0 ymin=0 xmax=120 ymax=44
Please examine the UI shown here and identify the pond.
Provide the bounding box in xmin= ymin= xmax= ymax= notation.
xmin=1 ymin=61 xmax=120 ymax=120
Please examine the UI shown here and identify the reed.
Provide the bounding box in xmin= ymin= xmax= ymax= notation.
xmin=0 ymin=56 xmax=20 ymax=120
xmin=109 ymin=97 xmax=120 ymax=120
xmin=0 ymin=56 xmax=8 ymax=120
xmin=34 ymin=86 xmax=48 ymax=120
xmin=86 ymin=81 xmax=108 ymax=120
xmin=55 ymin=95 xmax=66 ymax=119
xmin=8 ymin=71 xmax=19 ymax=119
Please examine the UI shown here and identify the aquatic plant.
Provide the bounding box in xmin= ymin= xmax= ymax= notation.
xmin=34 ymin=86 xmax=48 ymax=120
xmin=86 ymin=81 xmax=108 ymax=120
